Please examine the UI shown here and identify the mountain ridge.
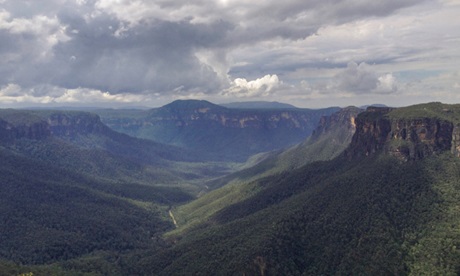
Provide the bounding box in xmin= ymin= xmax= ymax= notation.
xmin=1 ymin=102 xmax=459 ymax=275
xmin=166 ymin=106 xmax=363 ymax=237
xmin=98 ymin=99 xmax=340 ymax=161
xmin=346 ymin=103 xmax=460 ymax=161
xmin=220 ymin=101 xmax=298 ymax=109
xmin=151 ymin=102 xmax=460 ymax=275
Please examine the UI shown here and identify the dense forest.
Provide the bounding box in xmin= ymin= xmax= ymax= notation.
xmin=0 ymin=102 xmax=459 ymax=275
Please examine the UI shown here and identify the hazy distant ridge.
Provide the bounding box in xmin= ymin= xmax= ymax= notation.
xmin=220 ymin=101 xmax=298 ymax=109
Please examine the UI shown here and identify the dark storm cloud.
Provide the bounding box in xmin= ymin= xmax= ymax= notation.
xmin=1 ymin=0 xmax=455 ymax=107
xmin=1 ymin=1 xmax=233 ymax=94
xmin=217 ymin=0 xmax=424 ymax=45
xmin=0 ymin=0 xmax=64 ymax=17
xmin=51 ymin=10 xmax=231 ymax=93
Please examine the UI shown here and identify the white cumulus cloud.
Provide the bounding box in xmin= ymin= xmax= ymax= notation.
xmin=223 ymin=74 xmax=281 ymax=98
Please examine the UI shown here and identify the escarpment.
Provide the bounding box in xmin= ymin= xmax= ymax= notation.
xmin=0 ymin=119 xmax=51 ymax=141
xmin=98 ymin=100 xmax=340 ymax=161
xmin=346 ymin=105 xmax=460 ymax=161
xmin=0 ymin=116 xmax=51 ymax=141
xmin=451 ymin=124 xmax=460 ymax=157
xmin=310 ymin=106 xmax=362 ymax=141
xmin=47 ymin=112 xmax=108 ymax=137
xmin=0 ymin=110 xmax=108 ymax=142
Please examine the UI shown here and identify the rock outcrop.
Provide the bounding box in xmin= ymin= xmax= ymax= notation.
xmin=346 ymin=106 xmax=458 ymax=161
xmin=310 ymin=106 xmax=362 ymax=142
xmin=0 ymin=117 xmax=50 ymax=141
xmin=451 ymin=125 xmax=460 ymax=157
xmin=142 ymin=100 xmax=335 ymax=130
xmin=47 ymin=112 xmax=108 ymax=137
xmin=0 ymin=111 xmax=108 ymax=142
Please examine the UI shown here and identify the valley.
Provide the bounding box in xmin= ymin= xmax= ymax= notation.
xmin=95 ymin=100 xmax=340 ymax=161
xmin=0 ymin=101 xmax=459 ymax=275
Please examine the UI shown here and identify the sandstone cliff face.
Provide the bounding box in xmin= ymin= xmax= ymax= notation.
xmin=145 ymin=100 xmax=325 ymax=130
xmin=47 ymin=113 xmax=107 ymax=137
xmin=98 ymin=100 xmax=340 ymax=161
xmin=310 ymin=106 xmax=361 ymax=142
xmin=451 ymin=125 xmax=460 ymax=157
xmin=0 ymin=118 xmax=50 ymax=141
xmin=0 ymin=111 xmax=107 ymax=142
xmin=156 ymin=110 xmax=317 ymax=130
xmin=103 ymin=102 xmax=327 ymax=132
xmin=346 ymin=107 xmax=457 ymax=161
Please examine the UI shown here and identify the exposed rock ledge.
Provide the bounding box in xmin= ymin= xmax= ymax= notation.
xmin=346 ymin=106 xmax=460 ymax=161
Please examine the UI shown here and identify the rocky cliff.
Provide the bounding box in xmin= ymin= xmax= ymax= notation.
xmin=132 ymin=100 xmax=336 ymax=130
xmin=0 ymin=110 xmax=109 ymax=142
xmin=0 ymin=112 xmax=51 ymax=141
xmin=272 ymin=106 xmax=363 ymax=171
xmin=346 ymin=104 xmax=460 ymax=161
xmin=47 ymin=112 xmax=108 ymax=137
xmin=0 ymin=118 xmax=51 ymax=141
xmin=310 ymin=106 xmax=361 ymax=142
xmin=98 ymin=100 xmax=340 ymax=161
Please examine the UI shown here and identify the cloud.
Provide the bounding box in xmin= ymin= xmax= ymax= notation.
xmin=335 ymin=62 xmax=379 ymax=93
xmin=334 ymin=62 xmax=398 ymax=94
xmin=0 ymin=0 xmax=458 ymax=107
xmin=0 ymin=83 xmax=147 ymax=107
xmin=223 ymin=74 xmax=281 ymax=98
xmin=1 ymin=2 xmax=232 ymax=94
xmin=0 ymin=8 xmax=69 ymax=85
xmin=297 ymin=62 xmax=399 ymax=98
xmin=376 ymin=74 xmax=398 ymax=94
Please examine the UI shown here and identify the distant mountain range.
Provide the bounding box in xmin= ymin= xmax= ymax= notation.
xmin=0 ymin=102 xmax=459 ymax=275
xmin=359 ymin=103 xmax=388 ymax=109
xmin=219 ymin=101 xmax=298 ymax=109
xmin=97 ymin=99 xmax=340 ymax=161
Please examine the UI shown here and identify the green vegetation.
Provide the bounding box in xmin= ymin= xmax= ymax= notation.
xmin=0 ymin=109 xmax=238 ymax=194
xmin=388 ymin=102 xmax=460 ymax=123
xmin=0 ymin=148 xmax=171 ymax=267
xmin=167 ymin=107 xmax=362 ymax=234
xmin=144 ymin=153 xmax=459 ymax=275
xmin=0 ymin=108 xmax=243 ymax=274
xmin=1 ymin=103 xmax=459 ymax=275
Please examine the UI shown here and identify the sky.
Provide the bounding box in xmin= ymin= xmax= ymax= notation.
xmin=0 ymin=0 xmax=459 ymax=108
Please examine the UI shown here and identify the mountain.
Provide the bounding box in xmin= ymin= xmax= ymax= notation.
xmin=0 ymin=108 xmax=246 ymax=260
xmin=270 ymin=105 xmax=363 ymax=170
xmin=220 ymin=101 xmax=298 ymax=109
xmin=97 ymin=99 xmax=340 ymax=161
xmin=216 ymin=105 xmax=362 ymax=185
xmin=132 ymin=102 xmax=460 ymax=275
xmin=0 ymin=109 xmax=235 ymax=186
xmin=164 ymin=106 xmax=363 ymax=236
xmin=0 ymin=108 xmax=249 ymax=274
xmin=2 ymin=103 xmax=459 ymax=275
xmin=359 ymin=103 xmax=388 ymax=109
xmin=346 ymin=104 xmax=460 ymax=160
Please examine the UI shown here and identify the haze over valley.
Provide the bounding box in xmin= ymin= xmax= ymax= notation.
xmin=0 ymin=0 xmax=459 ymax=274
xmin=0 ymin=101 xmax=459 ymax=274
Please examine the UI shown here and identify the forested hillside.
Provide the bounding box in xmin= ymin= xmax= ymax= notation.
xmin=1 ymin=103 xmax=459 ymax=275
xmin=0 ymin=109 xmax=239 ymax=275
xmin=167 ymin=106 xmax=363 ymax=235
xmin=155 ymin=153 xmax=459 ymax=275
xmin=142 ymin=103 xmax=460 ymax=275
